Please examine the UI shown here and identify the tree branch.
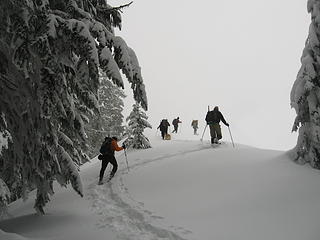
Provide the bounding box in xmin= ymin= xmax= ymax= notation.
xmin=97 ymin=1 xmax=133 ymax=13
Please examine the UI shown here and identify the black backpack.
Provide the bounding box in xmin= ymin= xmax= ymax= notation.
xmin=207 ymin=111 xmax=219 ymax=123
xmin=99 ymin=137 xmax=113 ymax=156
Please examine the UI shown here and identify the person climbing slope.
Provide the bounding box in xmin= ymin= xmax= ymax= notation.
xmin=172 ymin=117 xmax=181 ymax=133
xmin=157 ymin=119 xmax=170 ymax=140
xmin=98 ymin=136 xmax=125 ymax=184
xmin=205 ymin=106 xmax=229 ymax=144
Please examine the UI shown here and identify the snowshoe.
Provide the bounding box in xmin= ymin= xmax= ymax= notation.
xmin=107 ymin=173 xmax=115 ymax=182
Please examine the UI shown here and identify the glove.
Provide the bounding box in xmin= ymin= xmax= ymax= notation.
xmin=98 ymin=154 xmax=103 ymax=160
xmin=122 ymin=144 xmax=126 ymax=149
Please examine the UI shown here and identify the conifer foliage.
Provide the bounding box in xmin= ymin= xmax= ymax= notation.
xmin=0 ymin=0 xmax=147 ymax=214
xmin=291 ymin=0 xmax=320 ymax=168
xmin=85 ymin=71 xmax=126 ymax=157
xmin=98 ymin=72 xmax=126 ymax=138
xmin=126 ymin=103 xmax=152 ymax=149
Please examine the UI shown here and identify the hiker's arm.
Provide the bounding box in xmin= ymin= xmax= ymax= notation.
xmin=112 ymin=141 xmax=124 ymax=151
xmin=220 ymin=113 xmax=229 ymax=126
xmin=205 ymin=112 xmax=209 ymax=123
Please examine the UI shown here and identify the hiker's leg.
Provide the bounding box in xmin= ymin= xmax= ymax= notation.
xmin=161 ymin=131 xmax=164 ymax=139
xmin=214 ymin=123 xmax=222 ymax=140
xmin=209 ymin=124 xmax=216 ymax=143
xmin=99 ymin=159 xmax=109 ymax=181
xmin=109 ymin=156 xmax=118 ymax=175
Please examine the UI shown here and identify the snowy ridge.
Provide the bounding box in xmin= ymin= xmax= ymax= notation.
xmin=2 ymin=137 xmax=320 ymax=240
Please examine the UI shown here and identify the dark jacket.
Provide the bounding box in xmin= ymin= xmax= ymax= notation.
xmin=158 ymin=120 xmax=170 ymax=131
xmin=205 ymin=110 xmax=228 ymax=126
xmin=172 ymin=118 xmax=181 ymax=126
xmin=100 ymin=138 xmax=124 ymax=157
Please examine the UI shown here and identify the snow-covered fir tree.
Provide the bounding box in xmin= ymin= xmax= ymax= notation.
xmin=290 ymin=0 xmax=320 ymax=168
xmin=0 ymin=114 xmax=12 ymax=214
xmin=0 ymin=178 xmax=10 ymax=219
xmin=85 ymin=71 xmax=126 ymax=158
xmin=126 ymin=103 xmax=152 ymax=149
xmin=0 ymin=0 xmax=147 ymax=214
xmin=98 ymin=72 xmax=126 ymax=138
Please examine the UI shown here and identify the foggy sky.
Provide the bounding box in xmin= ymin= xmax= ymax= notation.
xmin=112 ymin=0 xmax=310 ymax=150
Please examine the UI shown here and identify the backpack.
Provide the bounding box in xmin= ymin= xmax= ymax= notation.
xmin=207 ymin=111 xmax=219 ymax=123
xmin=99 ymin=137 xmax=113 ymax=155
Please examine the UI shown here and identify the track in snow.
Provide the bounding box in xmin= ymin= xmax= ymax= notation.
xmin=86 ymin=140 xmax=229 ymax=239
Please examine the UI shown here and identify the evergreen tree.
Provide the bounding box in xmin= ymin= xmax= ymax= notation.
xmin=126 ymin=103 xmax=152 ymax=149
xmin=0 ymin=0 xmax=147 ymax=214
xmin=290 ymin=0 xmax=320 ymax=168
xmin=99 ymin=72 xmax=126 ymax=138
xmin=0 ymin=178 xmax=10 ymax=219
xmin=85 ymin=71 xmax=126 ymax=158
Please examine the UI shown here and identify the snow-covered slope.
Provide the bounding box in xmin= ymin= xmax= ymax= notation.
xmin=1 ymin=134 xmax=320 ymax=240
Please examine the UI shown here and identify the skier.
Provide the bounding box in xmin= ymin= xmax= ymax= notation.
xmin=205 ymin=106 xmax=229 ymax=144
xmin=191 ymin=120 xmax=198 ymax=135
xmin=172 ymin=117 xmax=181 ymax=133
xmin=157 ymin=119 xmax=170 ymax=140
xmin=98 ymin=136 xmax=125 ymax=184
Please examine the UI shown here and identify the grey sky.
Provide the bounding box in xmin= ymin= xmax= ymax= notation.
xmin=112 ymin=0 xmax=309 ymax=150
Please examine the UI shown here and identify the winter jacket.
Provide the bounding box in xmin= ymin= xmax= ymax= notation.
xmin=111 ymin=140 xmax=124 ymax=152
xmin=191 ymin=120 xmax=198 ymax=128
xmin=205 ymin=110 xmax=228 ymax=126
xmin=158 ymin=120 xmax=170 ymax=132
xmin=172 ymin=118 xmax=181 ymax=126
xmin=100 ymin=138 xmax=123 ymax=159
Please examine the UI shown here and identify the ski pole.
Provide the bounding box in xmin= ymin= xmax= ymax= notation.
xmin=200 ymin=124 xmax=208 ymax=141
xmin=124 ymin=148 xmax=129 ymax=172
xmin=228 ymin=126 xmax=235 ymax=148
xmin=201 ymin=105 xmax=210 ymax=141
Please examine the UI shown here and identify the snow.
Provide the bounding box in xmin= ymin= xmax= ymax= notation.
xmin=66 ymin=19 xmax=99 ymax=65
xmin=309 ymin=24 xmax=320 ymax=48
xmin=89 ymin=21 xmax=114 ymax=47
xmin=113 ymin=36 xmax=134 ymax=81
xmin=0 ymin=131 xmax=10 ymax=155
xmin=1 ymin=132 xmax=320 ymax=240
xmin=0 ymin=113 xmax=11 ymax=156
xmin=99 ymin=46 xmax=124 ymax=87
xmin=0 ymin=229 xmax=27 ymax=240
xmin=47 ymin=14 xmax=59 ymax=38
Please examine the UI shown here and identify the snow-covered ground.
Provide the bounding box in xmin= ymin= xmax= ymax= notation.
xmin=1 ymin=131 xmax=320 ymax=240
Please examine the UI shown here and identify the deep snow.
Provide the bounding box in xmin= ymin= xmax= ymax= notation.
xmin=1 ymin=131 xmax=320 ymax=240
